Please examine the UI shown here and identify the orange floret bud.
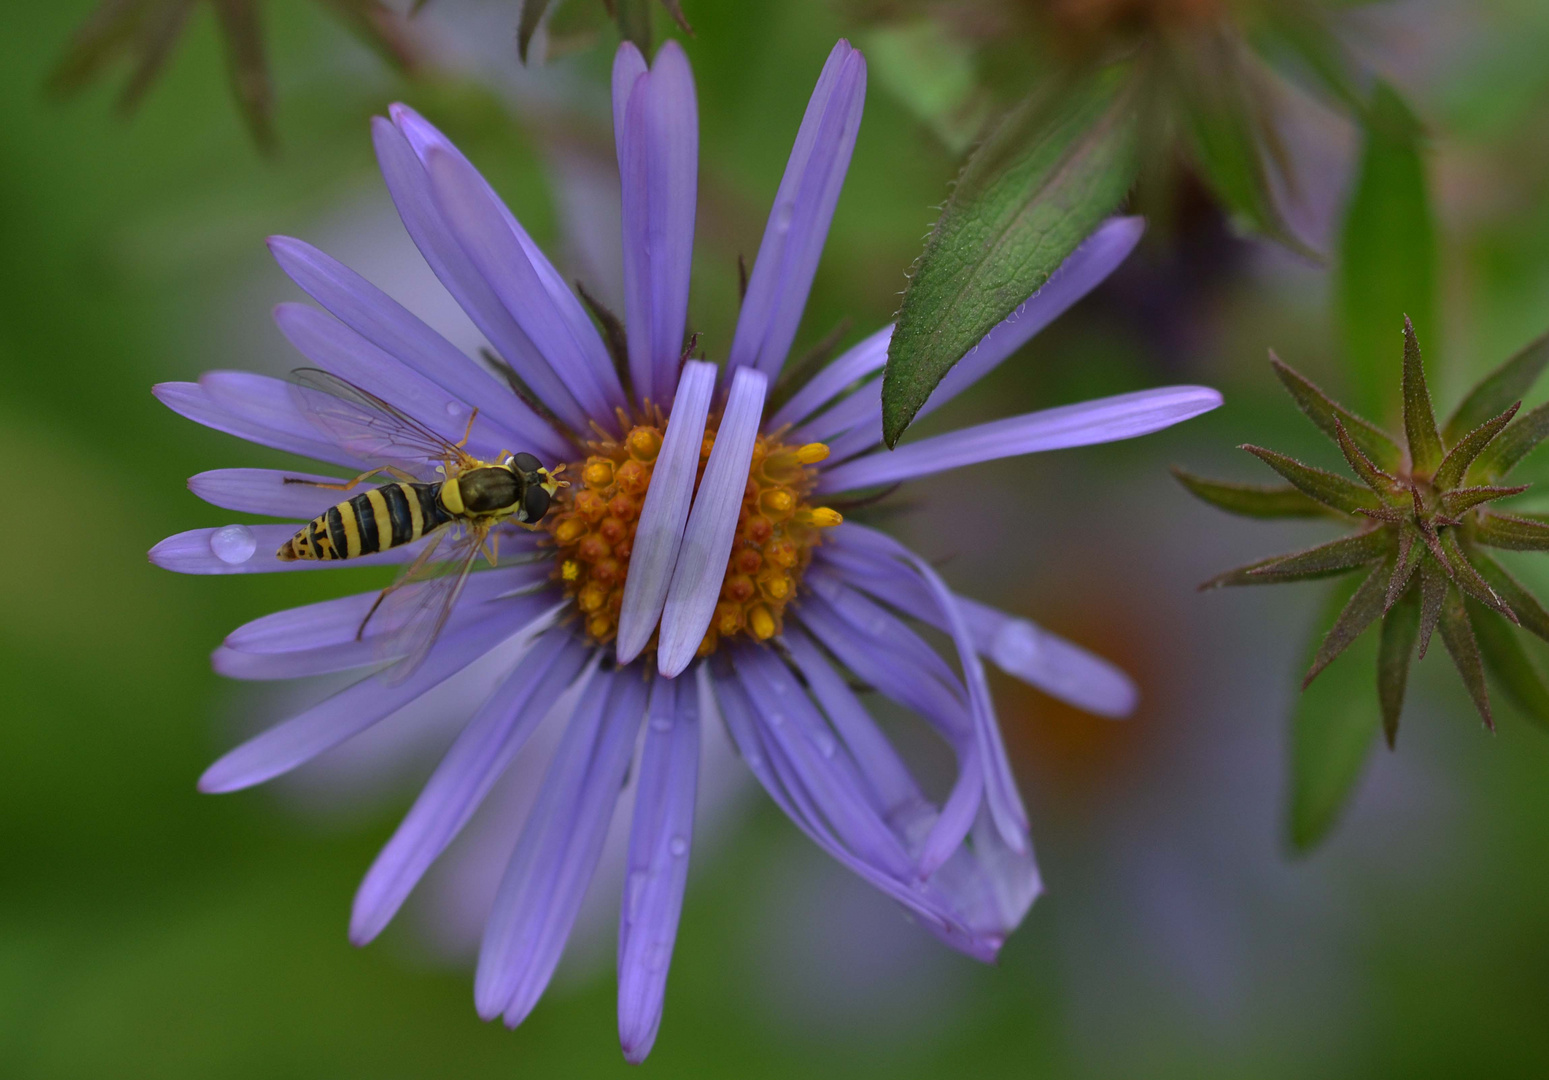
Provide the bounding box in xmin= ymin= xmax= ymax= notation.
xmin=616 ymin=459 xmax=650 ymax=494
xmin=748 ymin=605 xmax=776 ymax=640
xmin=723 ymin=574 xmax=756 ymax=604
xmin=554 ymin=517 xmax=588 ymax=545
xmin=795 ymin=442 xmax=830 ymax=464
xmin=582 ymin=460 xmax=614 ymax=488
xmin=626 ymin=427 xmax=663 ymax=462
xmin=577 ymin=582 xmax=608 ymax=612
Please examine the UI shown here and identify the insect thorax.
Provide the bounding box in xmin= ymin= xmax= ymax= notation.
xmin=453 ymin=466 xmax=522 ymax=516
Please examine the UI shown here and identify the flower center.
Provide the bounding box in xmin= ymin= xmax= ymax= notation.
xmin=543 ymin=421 xmax=842 ymax=656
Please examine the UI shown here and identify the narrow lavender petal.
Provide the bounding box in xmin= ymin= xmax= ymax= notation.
xmin=152 ymin=524 xmax=419 ymax=575
xmin=766 ymin=323 xmax=890 ymax=432
xmin=199 ymin=601 xmax=554 ymax=793
xmin=267 ymin=236 xmax=569 ymax=459
xmin=916 ymin=217 xmax=1146 ymax=421
xmin=727 ymin=41 xmax=866 ymax=383
xmin=372 ymin=115 xmax=588 ymax=434
xmin=188 ymin=468 xmax=354 ymax=519
xmin=818 ymin=386 xmax=1224 ymax=492
xmin=658 ymin=367 xmax=768 ymax=676
xmin=617 ymin=675 xmax=700 ymax=1064
xmin=780 ymin=625 xmax=982 ymax=877
xmin=272 ymin=302 xmax=524 ymax=463
xmin=709 ymin=663 xmax=1005 ymax=962
xmin=154 ymin=375 xmax=366 ymax=469
xmin=616 ymin=361 xmax=715 ymax=663
xmin=391 ymin=103 xmax=626 ymax=422
xmin=792 ymin=374 xmax=879 ymax=443
xmin=820 ymin=522 xmax=1137 ymax=716
xmin=611 ymin=43 xmax=648 ymax=142
xmin=351 ymin=633 xmax=592 ymax=944
xmin=475 ymin=670 xmax=648 ymax=1024
xmin=906 ymin=555 xmax=1029 ymax=854
xmin=423 ymin=148 xmax=626 ymax=428
xmin=617 ymin=66 xmax=654 ymax=403
xmin=923 ymin=806 xmax=1042 ymax=956
xmin=222 ymin=564 xmax=548 ymax=654
xmin=820 ymin=417 xmax=883 ymax=467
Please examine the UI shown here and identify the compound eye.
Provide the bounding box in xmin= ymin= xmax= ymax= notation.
xmin=512 ymin=452 xmax=542 ymax=475
xmin=522 ymin=483 xmax=551 ymax=523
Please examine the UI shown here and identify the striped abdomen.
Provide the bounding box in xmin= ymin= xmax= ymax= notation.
xmin=278 ymin=482 xmax=451 ymax=561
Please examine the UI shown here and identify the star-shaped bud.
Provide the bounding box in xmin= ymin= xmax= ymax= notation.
xmin=1176 ymin=317 xmax=1549 ymax=745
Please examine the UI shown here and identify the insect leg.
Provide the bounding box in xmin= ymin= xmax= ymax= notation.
xmin=355 ymin=534 xmax=446 ymax=641
xmin=455 ymin=407 xmax=480 ymax=449
xmin=284 ymin=467 xmax=382 ymax=491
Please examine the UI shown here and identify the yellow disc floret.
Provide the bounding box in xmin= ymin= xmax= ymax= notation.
xmin=543 ymin=420 xmax=841 ymax=655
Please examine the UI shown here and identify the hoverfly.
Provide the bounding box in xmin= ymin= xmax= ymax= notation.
xmin=278 ymin=368 xmax=565 ymax=680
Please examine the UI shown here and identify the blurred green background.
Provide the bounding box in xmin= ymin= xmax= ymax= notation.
xmin=5 ymin=0 xmax=1549 ymax=1076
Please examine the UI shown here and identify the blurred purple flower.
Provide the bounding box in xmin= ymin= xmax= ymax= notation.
xmin=151 ymin=39 xmax=1220 ymax=1061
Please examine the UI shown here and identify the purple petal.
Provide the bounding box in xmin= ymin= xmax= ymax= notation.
xmin=658 ymin=367 xmax=768 ymax=676
xmin=733 ymin=646 xmax=915 ymax=878
xmin=616 ymin=361 xmax=716 ymax=664
xmin=917 ymin=217 xmax=1146 ymax=421
xmin=267 ymin=237 xmax=569 ymax=461
xmin=617 ymin=675 xmax=700 ymax=1064
xmin=151 ymin=524 xmax=418 ymax=575
xmin=819 ymin=385 xmax=1223 ymax=492
xmin=792 ymin=373 xmax=879 ymax=443
xmin=373 ymin=114 xmax=589 ymax=435
xmin=615 ymin=41 xmax=697 ymax=409
xmin=188 ymin=468 xmax=354 ymax=519
xmin=198 ymin=600 xmax=560 ymax=793
xmin=475 ymin=669 xmax=647 ymax=1024
xmin=154 ymin=374 xmax=366 ymax=470
xmin=351 ymin=632 xmax=592 ymax=944
xmin=905 ymin=555 xmax=1028 ymax=854
xmin=819 ymin=524 xmax=1137 ymax=717
xmin=766 ymin=323 xmax=890 ymax=432
xmin=727 ymin=41 xmax=866 ymax=383
xmin=271 ymin=302 xmax=525 ymax=463
xmin=422 ymin=146 xmax=626 ymax=430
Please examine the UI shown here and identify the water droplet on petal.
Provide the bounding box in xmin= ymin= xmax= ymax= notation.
xmin=669 ymin=835 xmax=687 ymax=857
xmin=209 ymin=524 xmax=256 ymax=565
xmin=814 ymin=732 xmax=836 ymax=759
xmin=767 ymin=711 xmax=785 ymax=727
xmin=772 ymin=201 xmax=794 ymax=233
xmin=445 ymin=401 xmax=467 ymax=419
xmin=651 ymin=716 xmax=673 ymax=733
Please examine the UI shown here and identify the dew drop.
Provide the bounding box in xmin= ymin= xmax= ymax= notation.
xmin=445 ymin=401 xmax=467 ymax=419
xmin=772 ymin=201 xmax=794 ymax=233
xmin=209 ymin=524 xmax=256 ymax=565
xmin=668 ymin=835 xmax=688 ymax=857
xmin=767 ymin=711 xmax=785 ymax=727
xmin=651 ymin=716 xmax=673 ymax=733
xmin=814 ymin=732 xmax=836 ymax=759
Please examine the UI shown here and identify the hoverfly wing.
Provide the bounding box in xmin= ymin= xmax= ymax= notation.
xmin=290 ymin=368 xmax=475 ymax=475
xmin=372 ymin=522 xmax=489 ymax=686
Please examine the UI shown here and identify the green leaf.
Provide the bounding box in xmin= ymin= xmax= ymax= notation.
xmin=1332 ymin=417 xmax=1400 ymax=496
xmin=1469 ymin=400 xmax=1549 ymax=482
xmin=1402 ymin=317 xmax=1445 ymax=476
xmin=1470 ymin=600 xmax=1549 ymax=731
xmin=1438 ymin=585 xmax=1493 ymax=729
xmin=1241 ymin=445 xmax=1383 ymax=514
xmin=1434 ymin=403 xmax=1519 ymax=490
xmin=1443 ymin=329 xmax=1549 ymax=443
xmin=882 ymin=69 xmax=1140 ymax=447
xmin=1269 ymin=352 xmax=1402 ymax=471
xmin=1254 ymin=2 xmax=1367 ymax=115
xmin=1440 ymin=484 xmax=1529 ymax=516
xmin=1305 ymin=558 xmax=1391 ymax=687
xmin=1289 ymin=578 xmax=1381 ymax=851
xmin=1168 ymin=27 xmax=1310 ymax=254
xmin=1418 ymin=555 xmax=1446 ymax=657
xmin=1387 ymin=524 xmax=1421 ymax=609
xmin=1170 ymin=467 xmax=1342 ymax=519
xmin=1437 ymin=528 xmax=1515 ymax=620
xmin=1473 ymin=512 xmax=1549 ymax=552
xmin=1474 ymin=550 xmax=1549 ymax=645
xmin=1379 ymin=585 xmax=1420 ymax=747
xmin=605 ymin=0 xmax=654 ymax=55
xmin=1337 ymin=82 xmax=1436 ymax=419
xmin=1201 ymin=542 xmax=1378 ymax=590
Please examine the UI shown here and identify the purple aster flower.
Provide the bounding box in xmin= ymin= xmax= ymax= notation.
xmin=151 ymin=39 xmax=1221 ymax=1062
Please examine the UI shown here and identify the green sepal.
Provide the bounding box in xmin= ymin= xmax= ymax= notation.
xmin=1434 ymin=402 xmax=1519 ymax=491
xmin=1269 ymin=352 xmax=1402 ymax=471
xmin=1386 ymin=524 xmax=1422 ymax=610
xmin=517 ymin=0 xmax=557 ymax=62
xmin=1378 ymin=584 xmax=1420 ymax=747
xmin=1437 ymin=529 xmax=1515 ymax=620
xmin=1403 ymin=316 xmax=1445 ymax=476
xmin=1437 ymin=584 xmax=1493 ymax=730
xmin=1469 ymin=400 xmax=1549 ymax=483
xmin=882 ymin=67 xmax=1140 ymax=447
xmin=1305 ymin=558 xmax=1391 ymax=688
xmin=1170 ymin=467 xmax=1343 ymax=519
xmin=1469 ymin=599 xmax=1549 ymax=731
xmin=1473 ymin=551 xmax=1549 ymax=645
xmin=1204 ymin=529 xmax=1390 ymax=589
xmin=1440 ymin=484 xmax=1529 ymax=516
xmin=1288 ymin=576 xmax=1381 ymax=852
xmin=1332 ymin=417 xmax=1402 ymax=499
xmin=1444 ymin=329 xmax=1549 ymax=444
xmin=1418 ymin=555 xmax=1446 ymax=657
xmin=1241 ymin=445 xmax=1383 ymax=514
xmin=1473 ymin=512 xmax=1549 ymax=552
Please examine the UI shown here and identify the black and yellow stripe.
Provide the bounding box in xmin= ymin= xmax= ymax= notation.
xmin=278 ymin=481 xmax=451 ymax=561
